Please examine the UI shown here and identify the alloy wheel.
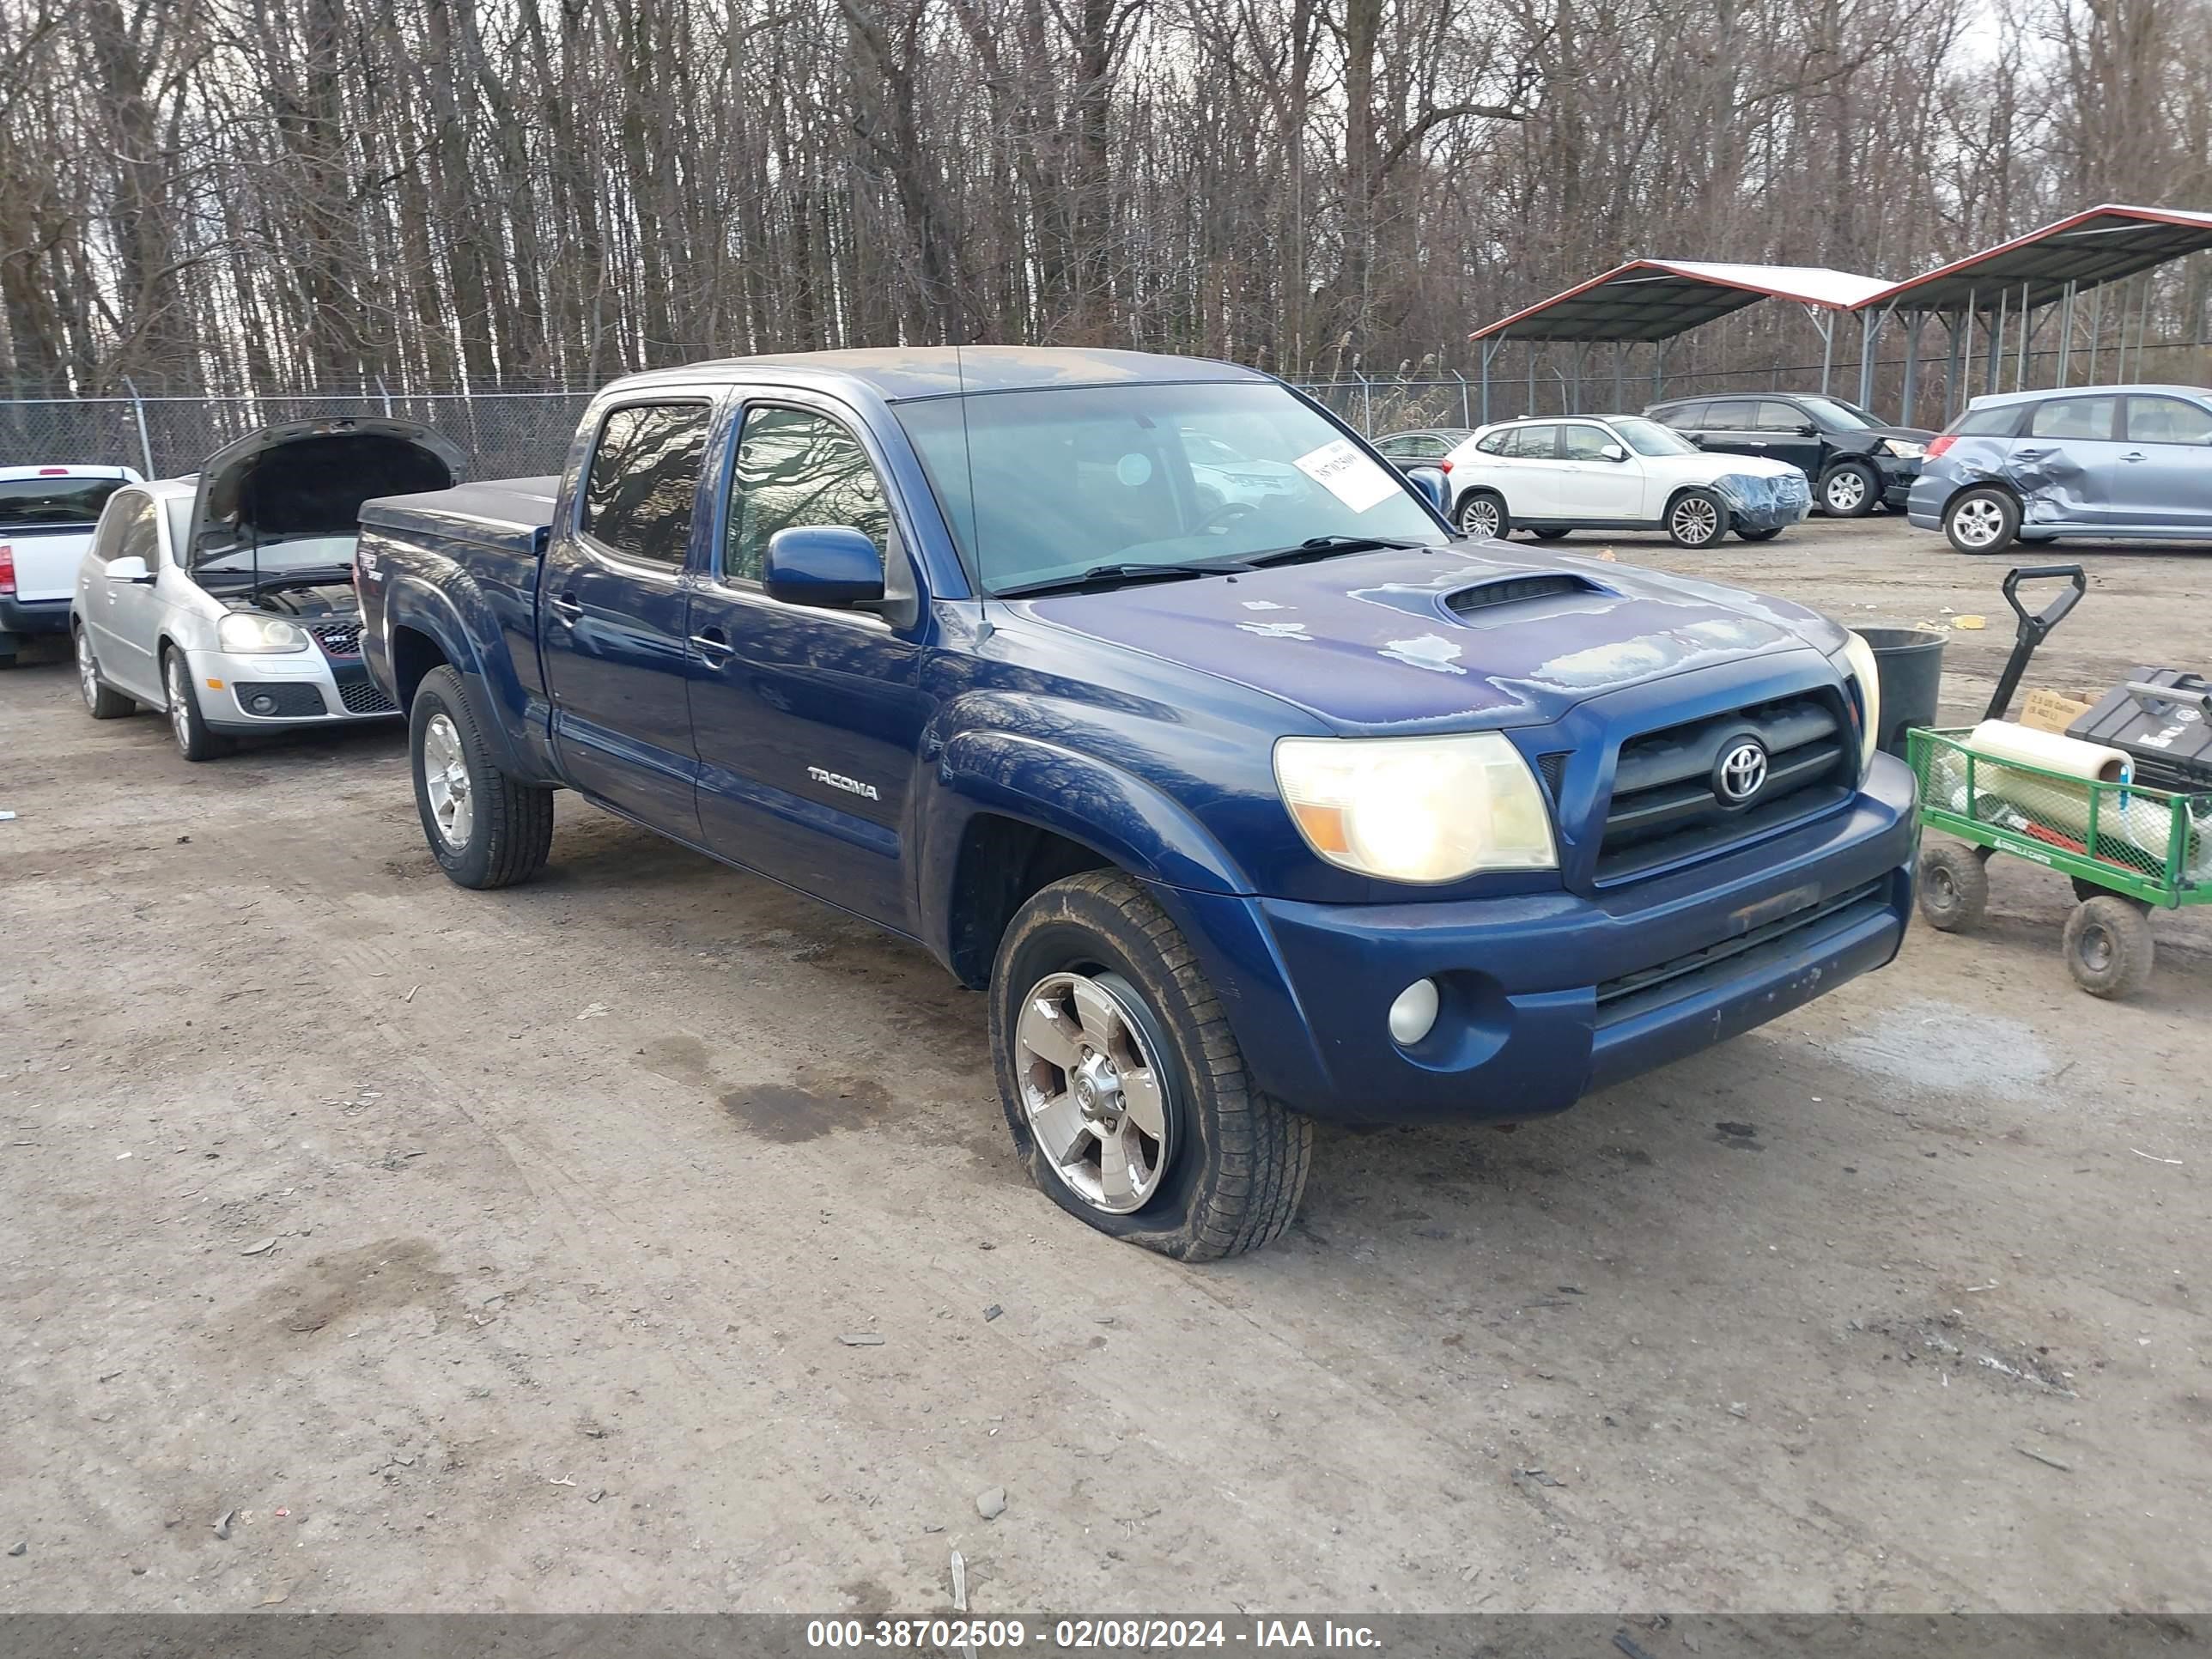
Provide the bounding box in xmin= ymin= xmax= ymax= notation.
xmin=1458 ymin=497 xmax=1501 ymax=538
xmin=1672 ymin=496 xmax=1720 ymax=544
xmin=76 ymin=630 xmax=100 ymax=710
xmin=1012 ymin=970 xmax=1173 ymax=1215
xmin=1952 ymin=498 xmax=2004 ymax=549
xmin=166 ymin=657 xmax=191 ymax=752
xmin=1825 ymin=470 xmax=1869 ymax=512
xmin=422 ymin=713 xmax=475 ymax=848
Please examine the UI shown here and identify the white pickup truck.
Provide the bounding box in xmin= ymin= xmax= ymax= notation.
xmin=0 ymin=465 xmax=141 ymax=666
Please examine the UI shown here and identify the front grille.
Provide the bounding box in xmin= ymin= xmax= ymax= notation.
xmin=1595 ymin=878 xmax=1887 ymax=1024
xmin=231 ymin=681 xmax=328 ymax=718
xmin=1596 ymin=691 xmax=1852 ymax=884
xmin=311 ymin=623 xmax=363 ymax=657
xmin=337 ymin=678 xmax=398 ymax=715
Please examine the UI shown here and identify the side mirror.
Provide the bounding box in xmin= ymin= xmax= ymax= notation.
xmin=104 ymin=555 xmax=152 ymax=585
xmin=1598 ymin=443 xmax=1627 ymax=463
xmin=1401 ymin=465 xmax=1449 ymax=515
xmin=1687 ymin=433 xmax=1706 ymax=447
xmin=1797 ymin=422 xmax=1819 ymax=437
xmin=763 ymin=525 xmax=884 ymax=610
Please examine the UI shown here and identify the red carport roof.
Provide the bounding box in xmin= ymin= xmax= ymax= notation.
xmin=1863 ymin=204 xmax=2212 ymax=313
xmin=1468 ymin=259 xmax=1893 ymax=344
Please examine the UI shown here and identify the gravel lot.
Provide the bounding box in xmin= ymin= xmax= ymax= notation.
xmin=3 ymin=515 xmax=2207 ymax=1615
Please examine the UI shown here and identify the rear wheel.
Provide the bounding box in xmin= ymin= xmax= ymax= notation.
xmin=1944 ymin=487 xmax=2020 ymax=556
xmin=76 ymin=626 xmax=135 ymax=719
xmin=0 ymin=630 xmax=19 ymax=668
xmin=990 ymin=870 xmax=1311 ymax=1260
xmin=2063 ymin=896 xmax=2154 ymax=999
xmin=1820 ymin=460 xmax=1881 ymax=517
xmin=1917 ymin=841 xmax=1989 ymax=933
xmin=410 ymin=665 xmax=555 ymax=889
xmin=1666 ymin=489 xmax=1727 ymax=549
xmin=1455 ymin=490 xmax=1509 ymax=540
xmin=162 ymin=647 xmax=234 ymax=761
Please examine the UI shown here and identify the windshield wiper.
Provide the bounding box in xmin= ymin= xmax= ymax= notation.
xmin=994 ymin=560 xmax=1252 ymax=599
xmin=1239 ymin=534 xmax=1431 ymax=567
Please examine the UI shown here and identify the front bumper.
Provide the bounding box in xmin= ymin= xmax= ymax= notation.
xmin=1876 ymin=455 xmax=1924 ymax=508
xmin=185 ymin=643 xmax=402 ymax=732
xmin=0 ymin=594 xmax=70 ymax=639
xmin=1718 ymin=474 xmax=1814 ymax=532
xmin=1159 ymin=751 xmax=1917 ymax=1125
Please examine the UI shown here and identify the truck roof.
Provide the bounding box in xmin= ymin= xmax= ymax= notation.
xmin=614 ymin=346 xmax=1270 ymax=403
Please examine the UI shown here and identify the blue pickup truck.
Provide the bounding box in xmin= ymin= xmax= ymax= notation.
xmin=356 ymin=348 xmax=1915 ymax=1258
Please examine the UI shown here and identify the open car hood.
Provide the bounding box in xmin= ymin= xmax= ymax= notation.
xmin=186 ymin=417 xmax=464 ymax=570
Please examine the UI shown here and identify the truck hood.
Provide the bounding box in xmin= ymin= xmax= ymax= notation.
xmin=186 ymin=418 xmax=463 ymax=569
xmin=1018 ymin=544 xmax=1844 ymax=732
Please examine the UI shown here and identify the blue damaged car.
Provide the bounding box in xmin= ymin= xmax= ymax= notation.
xmin=353 ymin=349 xmax=1915 ymax=1259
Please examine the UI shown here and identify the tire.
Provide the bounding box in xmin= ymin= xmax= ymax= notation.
xmin=1666 ymin=488 xmax=1728 ymax=549
xmin=1944 ymin=486 xmax=2020 ymax=556
xmin=1819 ymin=460 xmax=1881 ymax=517
xmin=1736 ymin=526 xmax=1785 ymax=542
xmin=410 ymin=664 xmax=555 ymax=889
xmin=161 ymin=646 xmax=234 ymax=761
xmin=1916 ymin=841 xmax=1989 ymax=933
xmin=1455 ymin=490 xmax=1510 ymax=540
xmin=2063 ymin=896 xmax=2154 ymax=999
xmin=989 ymin=869 xmax=1312 ymax=1260
xmin=0 ymin=629 xmax=19 ymax=666
xmin=75 ymin=624 xmax=135 ymax=719
xmin=1531 ymin=526 xmax=1571 ymax=541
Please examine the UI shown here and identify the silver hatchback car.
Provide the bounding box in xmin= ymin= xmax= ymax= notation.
xmin=1908 ymin=384 xmax=2212 ymax=554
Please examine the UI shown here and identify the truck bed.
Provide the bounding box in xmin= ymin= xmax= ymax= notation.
xmin=359 ymin=477 xmax=561 ymax=558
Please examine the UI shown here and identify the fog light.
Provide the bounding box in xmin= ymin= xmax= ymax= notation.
xmin=248 ymin=694 xmax=277 ymax=714
xmin=1388 ymin=978 xmax=1440 ymax=1046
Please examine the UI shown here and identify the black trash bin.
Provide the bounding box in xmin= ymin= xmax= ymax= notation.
xmin=1856 ymin=625 xmax=1947 ymax=758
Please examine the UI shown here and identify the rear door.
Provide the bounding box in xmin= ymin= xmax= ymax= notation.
xmin=540 ymin=397 xmax=714 ymax=835
xmin=1498 ymin=423 xmax=1565 ymax=517
xmin=82 ymin=490 xmax=167 ymax=700
xmin=1 ymin=471 xmax=125 ymax=604
xmin=1558 ymin=422 xmax=1645 ymax=518
xmin=2117 ymin=394 xmax=2212 ymax=530
xmin=2014 ymin=394 xmax=2127 ymax=526
xmin=684 ymin=395 xmax=927 ymax=931
xmin=1693 ymin=400 xmax=1761 ymax=463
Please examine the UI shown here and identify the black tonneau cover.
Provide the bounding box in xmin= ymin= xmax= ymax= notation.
xmin=359 ymin=477 xmax=562 ymax=558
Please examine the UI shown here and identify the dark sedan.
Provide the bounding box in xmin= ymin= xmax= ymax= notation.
xmin=1643 ymin=393 xmax=1934 ymax=517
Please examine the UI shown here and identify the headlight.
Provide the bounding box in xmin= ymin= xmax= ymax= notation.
xmin=1834 ymin=630 xmax=1882 ymax=772
xmin=217 ymin=612 xmax=309 ymax=653
xmin=1878 ymin=439 xmax=1926 ymax=459
xmin=1273 ymin=732 xmax=1557 ymax=884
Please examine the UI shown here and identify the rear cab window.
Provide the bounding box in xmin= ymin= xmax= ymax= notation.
xmin=579 ymin=403 xmax=713 ymax=568
xmin=0 ymin=474 xmax=126 ymax=530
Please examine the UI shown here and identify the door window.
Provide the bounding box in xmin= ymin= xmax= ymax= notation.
xmin=2124 ymin=396 xmax=2212 ymax=446
xmin=1560 ymin=424 xmax=1616 ymax=459
xmin=1703 ymin=402 xmax=1755 ymax=430
xmin=1658 ymin=402 xmax=1706 ymax=428
xmin=723 ymin=406 xmax=893 ymax=586
xmin=1754 ymin=401 xmax=1808 ymax=432
xmin=116 ymin=495 xmax=160 ymax=568
xmin=1510 ymin=424 xmax=1561 ymax=459
xmin=88 ymin=491 xmax=143 ymax=563
xmin=2027 ymin=398 xmax=2118 ymax=441
xmin=579 ymin=403 xmax=712 ymax=568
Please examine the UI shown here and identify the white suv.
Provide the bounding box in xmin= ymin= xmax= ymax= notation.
xmin=1442 ymin=416 xmax=1811 ymax=549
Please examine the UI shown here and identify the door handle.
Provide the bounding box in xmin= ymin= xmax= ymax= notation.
xmin=689 ymin=629 xmax=736 ymax=664
xmin=550 ymin=592 xmax=582 ymax=623
xmin=2122 ymin=451 xmax=2147 ymax=462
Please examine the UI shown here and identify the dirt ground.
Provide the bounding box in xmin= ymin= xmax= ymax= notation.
xmin=3 ymin=515 xmax=2207 ymax=1617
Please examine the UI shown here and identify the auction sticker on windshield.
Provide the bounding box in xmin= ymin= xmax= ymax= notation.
xmin=1292 ymin=439 xmax=1399 ymax=513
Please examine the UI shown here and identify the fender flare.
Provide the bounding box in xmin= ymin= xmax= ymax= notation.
xmin=381 ymin=575 xmax=536 ymax=780
xmin=934 ymin=729 xmax=1253 ymax=896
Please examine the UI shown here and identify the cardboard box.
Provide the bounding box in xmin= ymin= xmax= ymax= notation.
xmin=2019 ymin=688 xmax=2094 ymax=734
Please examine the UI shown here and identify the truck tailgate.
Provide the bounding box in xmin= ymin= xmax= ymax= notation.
xmin=3 ymin=526 xmax=96 ymax=602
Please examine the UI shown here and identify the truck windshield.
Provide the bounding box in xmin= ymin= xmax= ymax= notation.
xmin=0 ymin=476 xmax=125 ymax=528
xmin=896 ymin=381 xmax=1446 ymax=596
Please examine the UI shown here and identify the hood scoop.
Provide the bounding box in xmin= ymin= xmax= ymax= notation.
xmin=1444 ymin=571 xmax=1607 ymax=618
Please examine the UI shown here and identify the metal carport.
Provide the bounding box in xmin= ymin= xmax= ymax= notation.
xmin=1856 ymin=204 xmax=2212 ymax=426
xmin=1465 ymin=259 xmax=1893 ymax=422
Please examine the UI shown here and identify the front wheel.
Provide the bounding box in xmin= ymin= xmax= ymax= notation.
xmin=1820 ymin=460 xmax=1880 ymax=517
xmin=163 ymin=647 xmax=234 ymax=761
xmin=1666 ymin=489 xmax=1728 ymax=549
xmin=1917 ymin=841 xmax=1989 ymax=933
xmin=1944 ymin=487 xmax=2020 ymax=556
xmin=1455 ymin=490 xmax=1509 ymax=540
xmin=410 ymin=665 xmax=555 ymax=889
xmin=990 ymin=870 xmax=1312 ymax=1260
xmin=1530 ymin=526 xmax=1571 ymax=541
xmin=1736 ymin=526 xmax=1785 ymax=543
xmin=2063 ymin=896 xmax=2154 ymax=999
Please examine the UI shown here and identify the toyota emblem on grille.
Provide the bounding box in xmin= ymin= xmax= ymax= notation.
xmin=1715 ymin=739 xmax=1769 ymax=805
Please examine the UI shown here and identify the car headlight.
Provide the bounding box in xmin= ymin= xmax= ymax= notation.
xmin=1878 ymin=439 xmax=1926 ymax=459
xmin=1833 ymin=630 xmax=1882 ymax=772
xmin=1273 ymin=732 xmax=1557 ymax=884
xmin=217 ymin=612 xmax=310 ymax=653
